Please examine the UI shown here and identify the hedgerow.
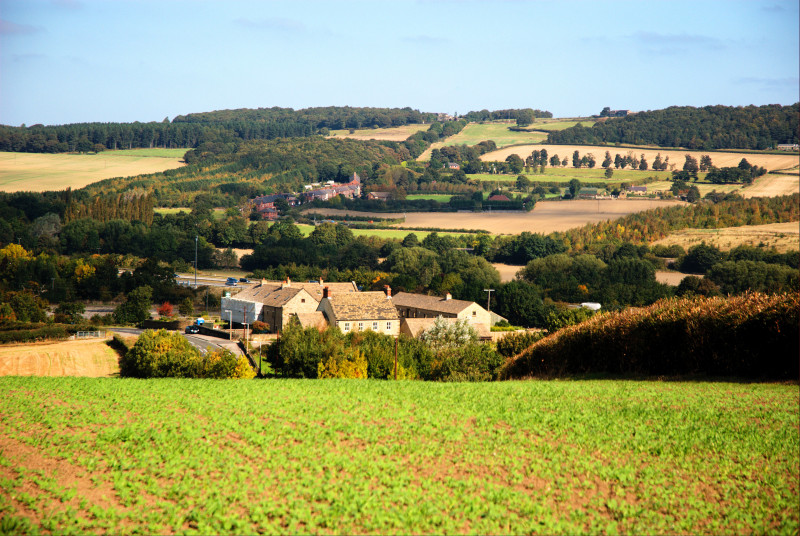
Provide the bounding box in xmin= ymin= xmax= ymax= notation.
xmin=499 ymin=292 xmax=799 ymax=380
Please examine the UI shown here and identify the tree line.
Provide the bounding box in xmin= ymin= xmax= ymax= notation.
xmin=547 ymin=104 xmax=799 ymax=150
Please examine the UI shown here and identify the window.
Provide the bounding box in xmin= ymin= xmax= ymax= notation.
xmin=343 ymin=322 xmax=350 ymax=332
xmin=358 ymin=322 xmax=364 ymax=331
xmin=472 ymin=310 xmax=477 ymax=316
xmin=372 ymin=322 xmax=378 ymax=331
xmin=386 ymin=321 xmax=392 ymax=331
xmin=301 ymin=299 xmax=305 ymax=303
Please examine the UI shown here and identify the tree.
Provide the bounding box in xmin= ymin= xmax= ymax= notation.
xmin=121 ymin=329 xmax=201 ymax=378
xmin=699 ymin=154 xmax=713 ymax=171
xmin=515 ymin=110 xmax=534 ymax=127
xmin=683 ymin=154 xmax=699 ymax=174
xmin=419 ymin=316 xmax=478 ymax=352
xmin=402 ymin=233 xmax=419 ymax=248
xmin=604 ymin=168 xmax=614 ymax=179
xmin=572 ymin=150 xmax=581 ymax=168
xmin=568 ymin=179 xmax=582 ymax=198
xmin=602 ymin=151 xmax=612 ymax=168
xmin=678 ymin=243 xmax=722 ymax=274
xmin=516 ymin=175 xmax=531 ymax=192
xmin=157 ymin=302 xmax=174 ymax=317
xmin=549 ymin=154 xmax=560 ymax=167
xmin=505 ymin=154 xmax=524 ymax=174
xmin=178 ymin=297 xmax=194 ymax=317
xmin=113 ymin=285 xmax=152 ymax=324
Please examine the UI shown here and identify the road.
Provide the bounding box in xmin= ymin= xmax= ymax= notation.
xmin=110 ymin=328 xmax=244 ymax=356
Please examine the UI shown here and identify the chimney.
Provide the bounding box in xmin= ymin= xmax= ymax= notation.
xmin=319 ymin=277 xmax=323 ymax=286
xmin=323 ymin=286 xmax=330 ymax=299
xmin=445 ymin=293 xmax=452 ymax=300
xmin=384 ymin=285 xmax=392 ymax=298
xmin=260 ymin=278 xmax=267 ymax=286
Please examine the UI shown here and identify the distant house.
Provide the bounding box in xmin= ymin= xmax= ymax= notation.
xmin=487 ymin=194 xmax=511 ymax=202
xmin=447 ymin=162 xmax=460 ymax=170
xmin=367 ymin=191 xmax=392 ymax=201
xmin=777 ymin=144 xmax=799 ymax=151
xmin=301 ymin=173 xmax=361 ymax=203
xmin=317 ymin=286 xmax=400 ymax=336
xmin=391 ymin=291 xmax=491 ymax=333
xmin=627 ymin=186 xmax=647 ymax=195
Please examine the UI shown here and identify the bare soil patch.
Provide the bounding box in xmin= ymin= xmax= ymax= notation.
xmin=0 ymin=338 xmax=121 ymax=377
xmin=481 ymin=144 xmax=800 ymax=173
xmin=655 ymin=271 xmax=693 ymax=286
xmin=304 ymin=199 xmax=684 ymax=235
xmin=651 ymin=222 xmax=799 ymax=253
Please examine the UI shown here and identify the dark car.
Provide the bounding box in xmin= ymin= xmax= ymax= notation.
xmin=239 ymin=277 xmax=250 ymax=283
xmin=185 ymin=325 xmax=200 ymax=334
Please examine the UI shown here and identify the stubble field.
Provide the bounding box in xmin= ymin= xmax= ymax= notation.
xmin=327 ymin=124 xmax=429 ymax=141
xmin=0 ymin=378 xmax=796 ymax=535
xmin=650 ymin=221 xmax=800 ymax=253
xmin=0 ymin=149 xmax=187 ymax=192
xmin=0 ymin=339 xmax=120 ymax=377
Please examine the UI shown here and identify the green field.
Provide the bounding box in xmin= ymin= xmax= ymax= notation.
xmin=1 ymin=377 xmax=796 ymax=534
xmin=470 ymin=168 xmax=679 ymax=184
xmin=296 ymin=222 xmax=478 ymax=240
xmin=154 ymin=207 xmax=228 ymax=220
xmin=527 ymin=120 xmax=593 ymax=132
xmin=405 ymin=194 xmax=454 ymax=202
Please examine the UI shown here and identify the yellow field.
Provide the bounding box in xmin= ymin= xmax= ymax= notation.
xmin=0 ymin=150 xmax=186 ymax=192
xmin=481 ymin=144 xmax=800 ymax=172
xmin=651 ymin=221 xmax=800 ymax=253
xmin=327 ymin=124 xmax=430 ymax=141
xmin=303 ymin=198 xmax=685 ymax=235
xmin=0 ymin=338 xmax=120 ymax=377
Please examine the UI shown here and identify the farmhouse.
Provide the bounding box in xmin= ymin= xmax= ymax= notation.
xmin=777 ymin=144 xmax=799 ymax=151
xmin=316 ymin=286 xmax=400 ymax=337
xmin=391 ymin=291 xmax=491 ymax=332
xmin=367 ymin=191 xmax=392 ymax=201
xmin=220 ymin=278 xmax=358 ymax=332
xmin=447 ymin=162 xmax=461 ymax=170
xmin=487 ymin=194 xmax=511 ymax=202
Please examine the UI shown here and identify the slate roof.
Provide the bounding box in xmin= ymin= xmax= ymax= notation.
xmin=324 ymin=292 xmax=399 ymax=321
xmin=295 ymin=311 xmax=328 ymax=330
xmin=392 ymin=292 xmax=475 ymax=315
xmin=232 ymin=280 xmax=357 ymax=304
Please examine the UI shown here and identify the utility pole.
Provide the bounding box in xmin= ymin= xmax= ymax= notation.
xmin=194 ymin=235 xmax=198 ymax=288
xmin=483 ymin=288 xmax=495 ymax=313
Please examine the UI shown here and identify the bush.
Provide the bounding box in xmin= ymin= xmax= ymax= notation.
xmin=121 ymin=329 xmax=201 ymax=378
xmin=251 ymin=320 xmax=270 ymax=334
xmin=199 ymin=349 xmax=256 ymax=379
xmin=429 ymin=343 xmax=504 ymax=382
xmin=496 ymin=331 xmax=544 ymax=358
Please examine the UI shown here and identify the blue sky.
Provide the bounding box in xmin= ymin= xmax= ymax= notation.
xmin=1 ymin=0 xmax=798 ymax=126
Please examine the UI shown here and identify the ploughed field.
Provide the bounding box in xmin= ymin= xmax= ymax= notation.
xmin=303 ymin=199 xmax=685 ymax=235
xmin=0 ymin=149 xmax=187 ymax=192
xmin=1 ymin=378 xmax=796 ymax=534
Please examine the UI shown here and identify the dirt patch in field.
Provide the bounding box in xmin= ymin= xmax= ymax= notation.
xmin=0 ymin=151 xmax=185 ymax=192
xmin=481 ymin=144 xmax=800 ymax=173
xmin=304 ymin=199 xmax=684 ymax=235
xmin=651 ymin=222 xmax=800 ymax=253
xmin=0 ymin=338 xmax=121 ymax=377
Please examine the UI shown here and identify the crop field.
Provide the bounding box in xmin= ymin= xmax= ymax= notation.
xmin=0 ymin=150 xmax=187 ymax=192
xmin=482 ymin=144 xmax=800 ymax=173
xmin=741 ymin=173 xmax=799 ymax=198
xmin=650 ymin=221 xmax=800 ymax=253
xmin=327 ymin=124 xmax=429 ymax=141
xmin=0 ymin=339 xmax=120 ymax=377
xmin=304 ymin=199 xmax=684 ymax=235
xmin=0 ymin=378 xmax=796 ymax=535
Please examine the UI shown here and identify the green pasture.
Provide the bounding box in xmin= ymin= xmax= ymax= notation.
xmin=154 ymin=207 xmax=227 ymax=220
xmin=405 ymin=194 xmax=454 ymax=202
xmin=469 ymin=168 xmax=679 ymax=184
xmin=296 ymin=222 xmax=478 ymax=240
xmin=527 ymin=119 xmax=594 ymax=132
xmin=1 ymin=377 xmax=796 ymax=535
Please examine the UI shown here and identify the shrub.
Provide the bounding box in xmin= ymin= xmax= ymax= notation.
xmin=419 ymin=317 xmax=478 ymax=351
xmin=317 ymin=347 xmax=368 ymax=379
xmin=199 ymin=349 xmax=256 ymax=379
xmin=429 ymin=343 xmax=504 ymax=382
xmin=496 ymin=331 xmax=544 ymax=358
xmin=251 ymin=320 xmax=270 ymax=334
xmin=157 ymin=302 xmax=174 ymax=317
xmin=121 ymin=329 xmax=201 ymax=378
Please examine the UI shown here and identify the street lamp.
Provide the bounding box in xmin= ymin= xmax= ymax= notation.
xmin=483 ymin=288 xmax=495 ymax=313
xmin=224 ymin=309 xmax=232 ymax=340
